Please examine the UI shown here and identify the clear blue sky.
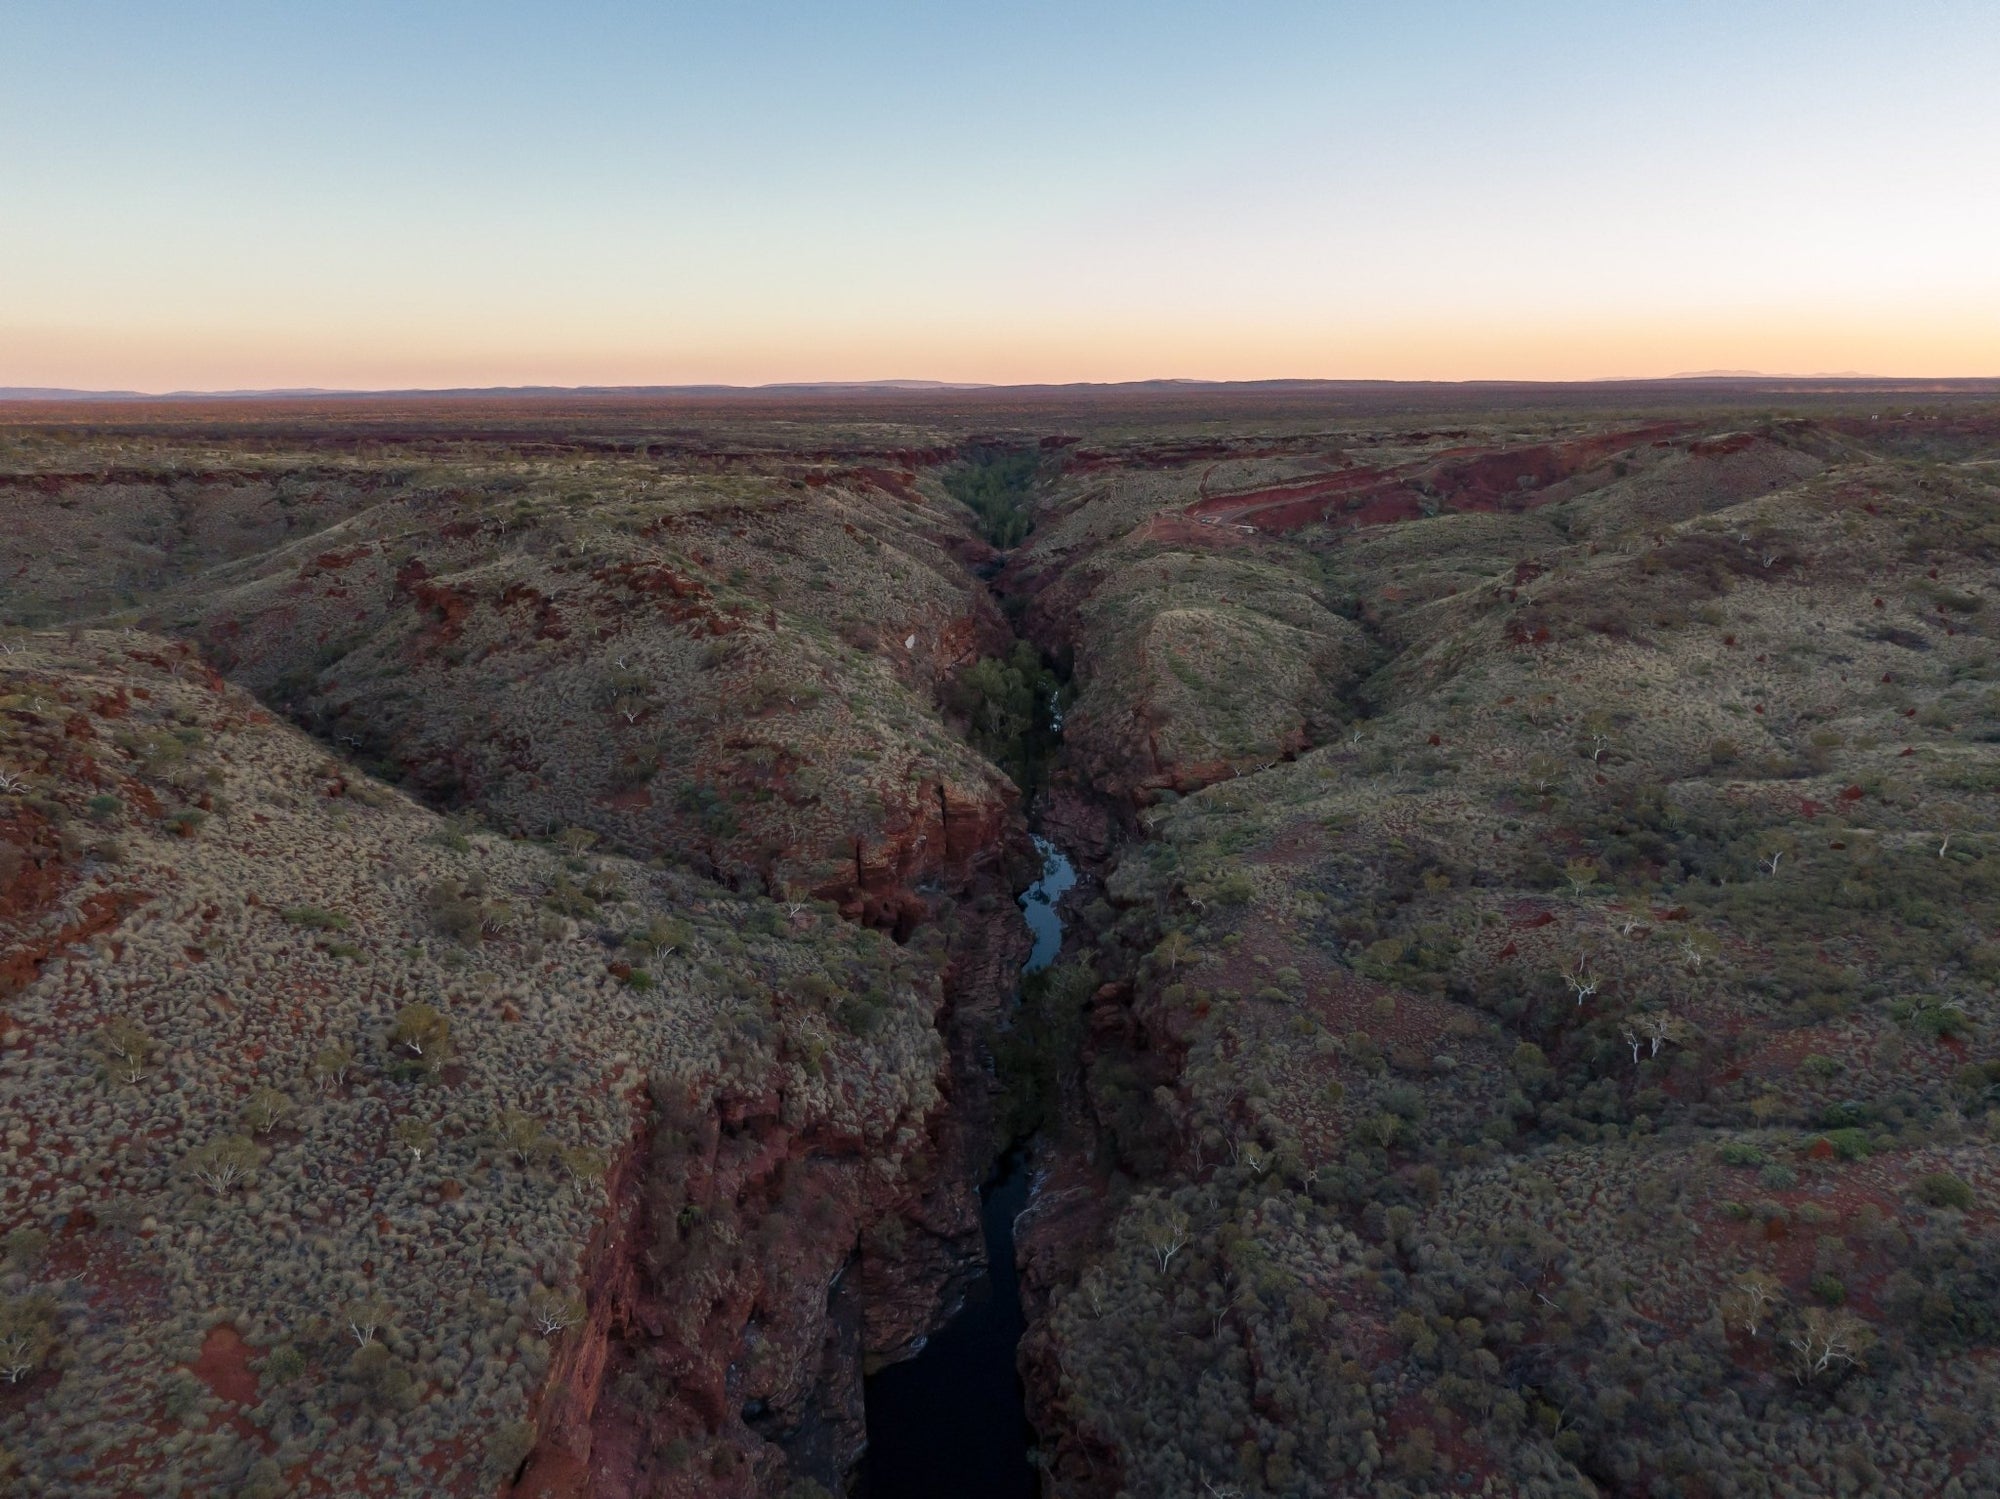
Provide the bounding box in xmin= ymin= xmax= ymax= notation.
xmin=4 ymin=1 xmax=1997 ymax=387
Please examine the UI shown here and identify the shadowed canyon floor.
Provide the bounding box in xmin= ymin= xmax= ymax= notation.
xmin=4 ymin=380 xmax=2000 ymax=1498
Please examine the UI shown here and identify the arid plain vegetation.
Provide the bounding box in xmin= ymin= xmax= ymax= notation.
xmin=2 ymin=382 xmax=1998 ymax=1498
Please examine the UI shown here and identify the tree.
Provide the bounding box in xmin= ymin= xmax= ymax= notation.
xmin=497 ymin=1110 xmax=549 ymax=1167
xmin=1523 ymin=754 xmax=1565 ymax=798
xmin=528 ymin=1287 xmax=586 ymax=1338
xmin=1787 ymin=1307 xmax=1872 ymax=1383
xmin=1154 ymin=931 xmax=1199 ymax=973
xmin=1562 ymin=953 xmax=1600 ymax=1006
xmin=312 ymin=1042 xmax=355 ymax=1090
xmin=1679 ymin=929 xmax=1720 ymax=973
xmin=239 ymin=1086 xmax=294 ymax=1136
xmin=0 ymin=1294 xmax=55 ymax=1383
xmin=186 ymin=1135 xmax=260 ymax=1195
xmin=346 ymin=1297 xmax=392 ymax=1347
xmin=393 ymin=1117 xmax=435 ymax=1164
xmin=1722 ymin=1271 xmax=1784 ymax=1335
xmin=388 ymin=1003 xmax=450 ymax=1069
xmin=94 ymin=1017 xmax=153 ymax=1085
xmin=625 ymin=915 xmax=693 ymax=958
xmin=1140 ymin=1200 xmax=1191 ymax=1272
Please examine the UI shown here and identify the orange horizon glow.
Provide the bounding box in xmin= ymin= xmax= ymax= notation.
xmin=7 ymin=305 xmax=1997 ymax=394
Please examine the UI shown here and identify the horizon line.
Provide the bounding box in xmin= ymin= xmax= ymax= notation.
xmin=7 ymin=372 xmax=2000 ymax=403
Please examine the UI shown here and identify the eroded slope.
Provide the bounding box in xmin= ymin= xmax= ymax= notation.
xmin=1012 ymin=412 xmax=2000 ymax=1497
xmin=0 ymin=632 xmax=972 ymax=1497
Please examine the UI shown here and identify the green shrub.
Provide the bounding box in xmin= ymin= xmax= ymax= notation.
xmin=1818 ymin=1128 xmax=1873 ymax=1161
xmin=1914 ymin=1171 xmax=1976 ymax=1210
xmin=280 ymin=904 xmax=350 ymax=931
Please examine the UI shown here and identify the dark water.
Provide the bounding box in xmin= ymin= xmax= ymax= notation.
xmin=858 ymin=840 xmax=1075 ymax=1497
xmin=1019 ymin=836 xmax=1076 ymax=974
xmin=858 ymin=1153 xmax=1038 ymax=1497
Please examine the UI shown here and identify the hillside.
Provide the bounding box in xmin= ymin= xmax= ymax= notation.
xmin=3 ymin=389 xmax=1999 ymax=1499
xmin=1003 ymin=408 xmax=2000 ymax=1496
xmin=0 ymin=630 xmax=995 ymax=1496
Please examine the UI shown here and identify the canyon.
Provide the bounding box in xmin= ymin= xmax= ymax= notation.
xmin=5 ymin=379 xmax=2000 ymax=1498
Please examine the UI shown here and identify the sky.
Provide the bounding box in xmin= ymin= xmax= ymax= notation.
xmin=3 ymin=1 xmax=1998 ymax=390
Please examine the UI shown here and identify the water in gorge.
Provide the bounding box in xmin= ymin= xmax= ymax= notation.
xmin=858 ymin=836 xmax=1077 ymax=1496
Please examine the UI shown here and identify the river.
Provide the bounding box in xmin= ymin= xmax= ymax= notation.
xmin=857 ymin=835 xmax=1076 ymax=1497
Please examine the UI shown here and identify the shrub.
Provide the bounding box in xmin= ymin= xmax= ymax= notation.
xmin=1914 ymin=1171 xmax=1976 ymax=1210
xmin=1819 ymin=1128 xmax=1873 ymax=1160
xmin=485 ymin=1421 xmax=539 ymax=1484
xmin=280 ymin=904 xmax=350 ymax=931
xmin=342 ymin=1342 xmax=416 ymax=1413
xmin=1 ymin=1228 xmax=48 ymax=1274
xmin=426 ymin=880 xmax=485 ymax=944
xmin=261 ymin=1344 xmax=307 ymax=1392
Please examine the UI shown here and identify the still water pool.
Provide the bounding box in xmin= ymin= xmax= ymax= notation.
xmin=857 ymin=837 xmax=1076 ymax=1497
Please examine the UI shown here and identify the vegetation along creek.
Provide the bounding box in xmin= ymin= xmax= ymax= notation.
xmin=860 ymin=836 xmax=1076 ymax=1495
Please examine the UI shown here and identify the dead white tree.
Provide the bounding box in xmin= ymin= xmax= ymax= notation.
xmin=528 ymin=1289 xmax=586 ymax=1338
xmin=1680 ymin=933 xmax=1716 ymax=972
xmin=0 ymin=1308 xmax=54 ymax=1384
xmin=1146 ymin=1206 xmax=1190 ymax=1272
xmin=1788 ymin=1308 xmax=1869 ymax=1383
xmin=1564 ymin=954 xmax=1600 ymax=1007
